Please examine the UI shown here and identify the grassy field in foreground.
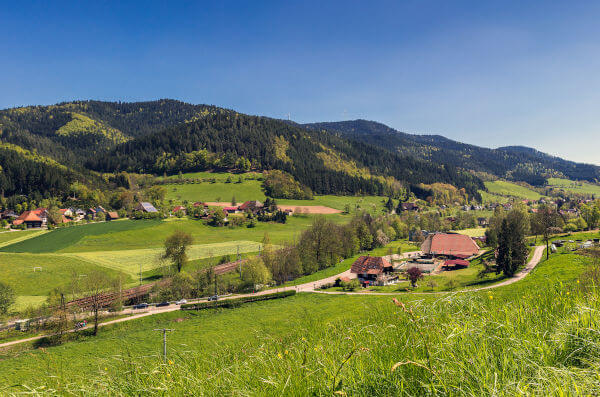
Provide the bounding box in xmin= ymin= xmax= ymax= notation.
xmin=0 ymin=250 xmax=595 ymax=395
xmin=69 ymin=240 xmax=263 ymax=276
xmin=547 ymin=177 xmax=600 ymax=196
xmin=484 ymin=180 xmax=542 ymax=200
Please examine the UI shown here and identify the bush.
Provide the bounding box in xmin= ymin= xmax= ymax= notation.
xmin=181 ymin=290 xmax=296 ymax=311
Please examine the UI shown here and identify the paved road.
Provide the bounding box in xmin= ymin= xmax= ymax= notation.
xmin=0 ymin=247 xmax=544 ymax=349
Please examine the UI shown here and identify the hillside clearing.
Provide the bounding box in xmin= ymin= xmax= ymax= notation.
xmin=484 ymin=180 xmax=542 ymax=200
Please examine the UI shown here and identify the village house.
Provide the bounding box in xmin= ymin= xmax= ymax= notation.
xmin=239 ymin=200 xmax=263 ymax=213
xmin=477 ymin=217 xmax=489 ymax=227
xmin=223 ymin=206 xmax=239 ymax=214
xmin=106 ymin=211 xmax=119 ymax=221
xmin=421 ymin=233 xmax=480 ymax=259
xmin=0 ymin=210 xmax=18 ymax=220
xmin=350 ymin=255 xmax=394 ymax=287
xmin=172 ymin=205 xmax=187 ymax=215
xmin=13 ymin=210 xmax=43 ymax=228
xmin=136 ymin=202 xmax=159 ymax=213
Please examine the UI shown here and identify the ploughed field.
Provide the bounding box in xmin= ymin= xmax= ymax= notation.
xmin=0 ymin=249 xmax=596 ymax=395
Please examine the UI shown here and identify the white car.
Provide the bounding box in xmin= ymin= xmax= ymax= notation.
xmin=175 ymin=299 xmax=187 ymax=305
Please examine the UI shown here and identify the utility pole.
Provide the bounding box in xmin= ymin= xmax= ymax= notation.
xmin=154 ymin=328 xmax=174 ymax=362
xmin=237 ymin=245 xmax=242 ymax=279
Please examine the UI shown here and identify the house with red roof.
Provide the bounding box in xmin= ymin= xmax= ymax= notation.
xmin=13 ymin=211 xmax=43 ymax=228
xmin=172 ymin=205 xmax=187 ymax=215
xmin=421 ymin=233 xmax=480 ymax=259
xmin=239 ymin=200 xmax=263 ymax=213
xmin=350 ymin=256 xmax=393 ymax=287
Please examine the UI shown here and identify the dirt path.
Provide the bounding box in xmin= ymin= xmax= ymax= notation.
xmin=0 ymin=247 xmax=545 ymax=349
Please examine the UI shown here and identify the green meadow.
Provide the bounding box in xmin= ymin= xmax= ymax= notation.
xmin=0 ymin=230 xmax=46 ymax=248
xmin=0 ymin=248 xmax=595 ymax=395
xmin=547 ymin=177 xmax=600 ymax=196
xmin=0 ymin=252 xmax=128 ymax=298
xmin=69 ymin=240 xmax=263 ymax=276
xmin=484 ymin=180 xmax=542 ymax=200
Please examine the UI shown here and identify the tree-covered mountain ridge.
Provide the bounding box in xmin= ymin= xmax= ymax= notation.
xmin=302 ymin=119 xmax=600 ymax=185
xmin=0 ymin=99 xmax=596 ymax=202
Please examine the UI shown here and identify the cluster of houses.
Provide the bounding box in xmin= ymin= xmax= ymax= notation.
xmin=351 ymin=232 xmax=480 ymax=287
xmin=169 ymin=200 xmax=290 ymax=217
xmin=0 ymin=206 xmax=120 ymax=229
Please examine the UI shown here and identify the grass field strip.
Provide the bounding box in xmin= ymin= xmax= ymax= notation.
xmin=0 ymin=230 xmax=48 ymax=248
xmin=64 ymin=240 xmax=264 ymax=276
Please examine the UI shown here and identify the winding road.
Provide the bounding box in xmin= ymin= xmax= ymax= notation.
xmin=0 ymin=246 xmax=545 ymax=349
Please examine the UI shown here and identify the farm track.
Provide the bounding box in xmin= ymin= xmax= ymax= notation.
xmin=0 ymin=247 xmax=547 ymax=349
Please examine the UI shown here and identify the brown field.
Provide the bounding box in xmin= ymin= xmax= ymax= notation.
xmin=204 ymin=202 xmax=341 ymax=214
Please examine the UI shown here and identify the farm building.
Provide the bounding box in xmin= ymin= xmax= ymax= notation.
xmin=136 ymin=202 xmax=158 ymax=213
xmin=442 ymin=259 xmax=470 ymax=269
xmin=421 ymin=233 xmax=480 ymax=259
xmin=351 ymin=256 xmax=393 ymax=287
xmin=13 ymin=211 xmax=43 ymax=228
xmin=172 ymin=205 xmax=187 ymax=214
xmin=106 ymin=211 xmax=119 ymax=221
xmin=239 ymin=200 xmax=263 ymax=213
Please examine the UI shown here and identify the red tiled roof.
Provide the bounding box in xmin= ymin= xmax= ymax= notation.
xmin=223 ymin=206 xmax=238 ymax=211
xmin=421 ymin=233 xmax=479 ymax=257
xmin=443 ymin=259 xmax=469 ymax=267
xmin=350 ymin=256 xmax=392 ymax=275
xmin=15 ymin=210 xmax=43 ymax=222
xmin=107 ymin=211 xmax=119 ymax=219
xmin=173 ymin=206 xmax=186 ymax=211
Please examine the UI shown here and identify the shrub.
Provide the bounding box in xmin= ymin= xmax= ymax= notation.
xmin=181 ymin=290 xmax=296 ymax=311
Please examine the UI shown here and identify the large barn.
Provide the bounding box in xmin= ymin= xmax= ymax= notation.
xmin=420 ymin=233 xmax=480 ymax=259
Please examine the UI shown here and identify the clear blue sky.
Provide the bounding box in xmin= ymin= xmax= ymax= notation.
xmin=1 ymin=1 xmax=599 ymax=165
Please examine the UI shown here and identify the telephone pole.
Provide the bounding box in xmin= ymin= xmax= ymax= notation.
xmin=154 ymin=328 xmax=174 ymax=361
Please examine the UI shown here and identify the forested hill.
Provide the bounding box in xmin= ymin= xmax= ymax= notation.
xmin=303 ymin=120 xmax=600 ymax=185
xmin=0 ymin=100 xmax=224 ymax=164
xmin=88 ymin=112 xmax=484 ymax=198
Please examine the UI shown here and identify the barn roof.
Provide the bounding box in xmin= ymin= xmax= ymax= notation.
xmin=421 ymin=233 xmax=479 ymax=257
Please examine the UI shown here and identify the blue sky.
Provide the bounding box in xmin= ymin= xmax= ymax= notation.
xmin=1 ymin=1 xmax=599 ymax=164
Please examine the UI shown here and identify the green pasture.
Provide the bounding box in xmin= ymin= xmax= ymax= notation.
xmin=165 ymin=179 xmax=266 ymax=203
xmin=69 ymin=240 xmax=263 ymax=276
xmin=0 ymin=230 xmax=46 ymax=248
xmin=453 ymin=227 xmax=486 ymax=237
xmin=484 ymin=180 xmax=542 ymax=200
xmin=547 ymin=177 xmax=600 ymax=196
xmin=278 ymin=195 xmax=387 ymax=212
xmin=0 ymin=217 xmax=340 ymax=254
xmin=0 ymin=248 xmax=595 ymax=395
xmin=0 ymin=252 xmax=129 ymax=308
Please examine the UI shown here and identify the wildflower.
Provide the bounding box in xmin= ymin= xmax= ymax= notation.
xmin=284 ymin=350 xmax=289 ymax=355
xmin=577 ymin=280 xmax=580 ymax=284
xmin=169 ymin=360 xmax=173 ymax=365
xmin=167 ymin=373 xmax=171 ymax=378
xmin=566 ymin=291 xmax=570 ymax=295
xmin=489 ymin=296 xmax=493 ymax=300
xmin=277 ymin=353 xmax=283 ymax=359
xmin=104 ymin=367 xmax=108 ymax=371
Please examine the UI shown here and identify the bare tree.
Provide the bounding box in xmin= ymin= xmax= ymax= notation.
xmin=81 ymin=270 xmax=113 ymax=336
